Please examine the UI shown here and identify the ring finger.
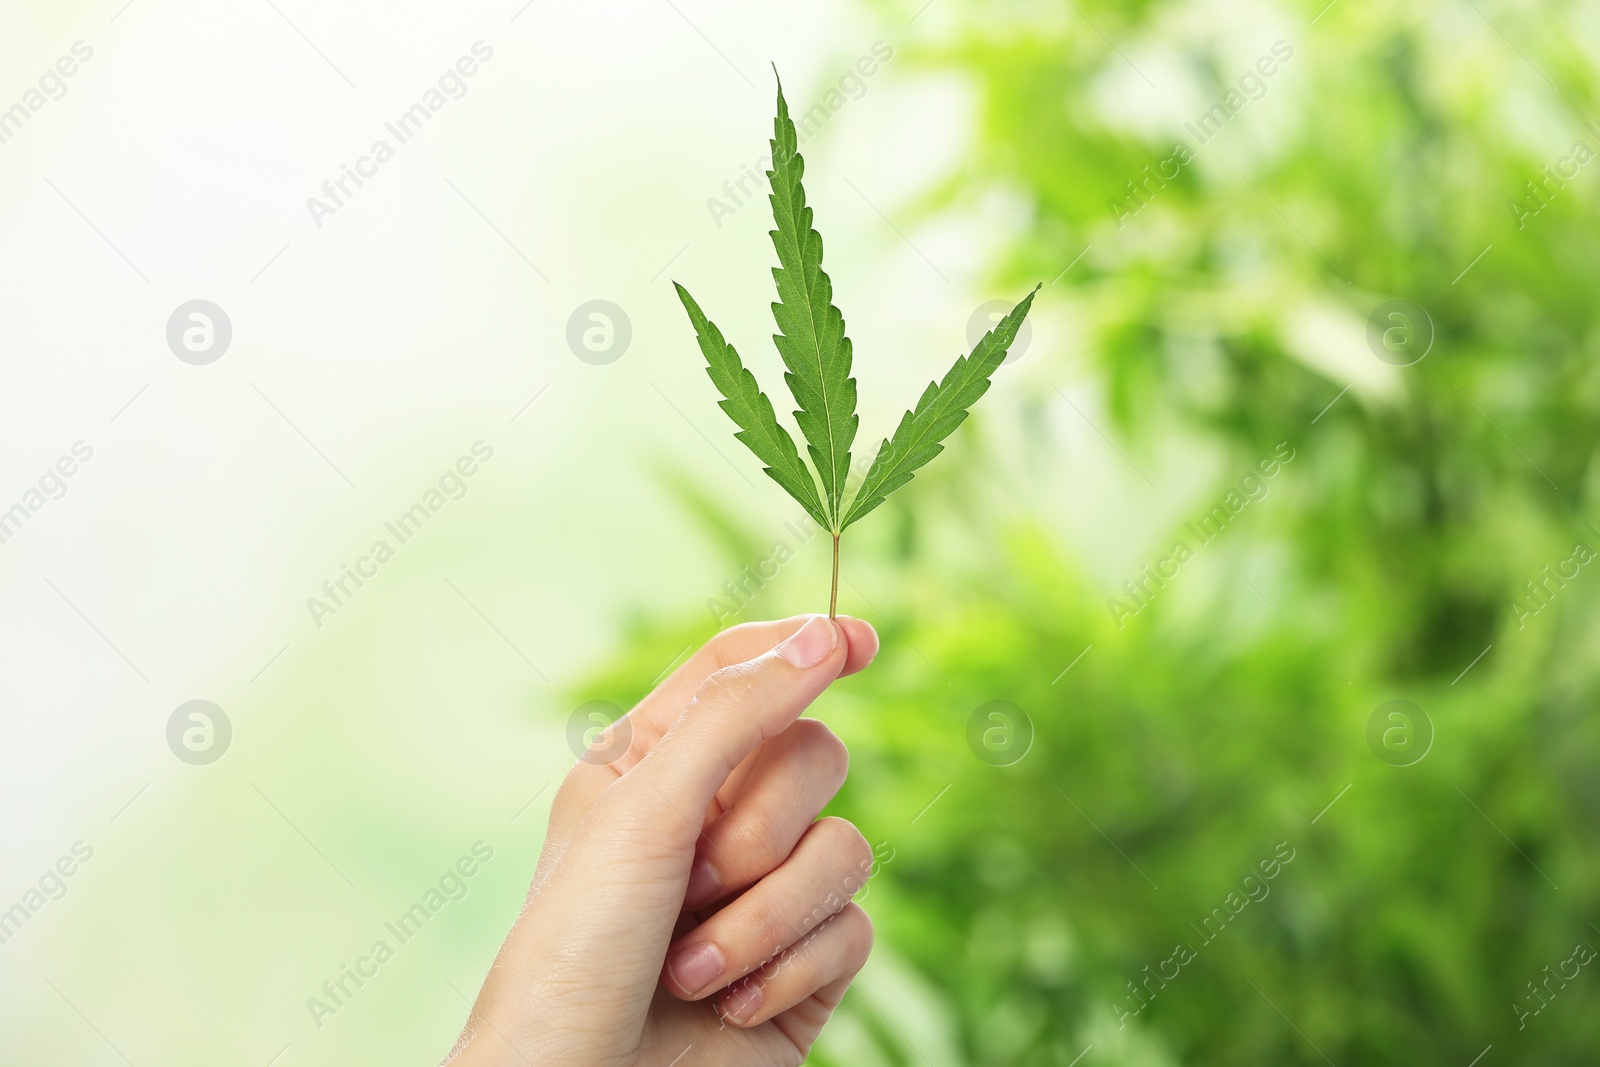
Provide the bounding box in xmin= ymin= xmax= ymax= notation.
xmin=717 ymin=902 xmax=874 ymax=1030
xmin=663 ymin=816 xmax=874 ymax=1000
xmin=684 ymin=717 xmax=850 ymax=911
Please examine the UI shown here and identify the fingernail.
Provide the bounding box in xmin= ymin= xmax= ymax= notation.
xmin=684 ymin=858 xmax=720 ymax=907
xmin=776 ymin=615 xmax=837 ymax=669
xmin=722 ymin=980 xmax=764 ymax=1025
xmin=667 ymin=941 xmax=725 ymax=996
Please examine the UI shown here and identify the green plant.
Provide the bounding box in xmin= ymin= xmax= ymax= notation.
xmin=674 ymin=73 xmax=1037 ymax=618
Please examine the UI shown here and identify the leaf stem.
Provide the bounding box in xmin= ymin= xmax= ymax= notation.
xmin=829 ymin=533 xmax=840 ymax=620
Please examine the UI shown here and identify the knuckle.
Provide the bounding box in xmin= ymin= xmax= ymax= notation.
xmin=587 ymin=780 xmax=639 ymax=835
xmin=743 ymin=895 xmax=806 ymax=964
xmin=694 ymin=661 xmax=760 ymax=709
xmin=813 ymin=817 xmax=874 ymax=878
xmin=716 ymin=810 xmax=787 ymax=876
xmin=838 ymin=903 xmax=875 ymax=963
xmin=791 ymin=718 xmax=850 ymax=782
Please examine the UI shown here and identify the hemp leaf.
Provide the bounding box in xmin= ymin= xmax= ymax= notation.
xmin=674 ymin=73 xmax=1037 ymax=618
xmin=842 ymin=286 xmax=1038 ymax=529
xmin=766 ymin=76 xmax=859 ymax=526
xmin=675 ymin=281 xmax=829 ymax=531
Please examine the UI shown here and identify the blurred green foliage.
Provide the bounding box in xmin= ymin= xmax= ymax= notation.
xmin=581 ymin=2 xmax=1600 ymax=1064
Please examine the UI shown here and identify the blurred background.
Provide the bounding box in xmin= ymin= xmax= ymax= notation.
xmin=3 ymin=0 xmax=1597 ymax=1063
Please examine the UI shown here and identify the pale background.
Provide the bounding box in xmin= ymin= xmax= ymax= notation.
xmin=0 ymin=1 xmax=1152 ymax=1062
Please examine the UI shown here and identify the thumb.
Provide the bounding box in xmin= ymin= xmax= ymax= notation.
xmin=550 ymin=616 xmax=848 ymax=954
xmin=592 ymin=613 xmax=847 ymax=867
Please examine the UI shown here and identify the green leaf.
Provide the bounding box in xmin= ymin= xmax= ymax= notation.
xmin=767 ymin=76 xmax=858 ymax=529
xmin=674 ymin=281 xmax=829 ymax=530
xmin=674 ymin=69 xmax=1038 ymax=617
xmin=841 ymin=285 xmax=1040 ymax=529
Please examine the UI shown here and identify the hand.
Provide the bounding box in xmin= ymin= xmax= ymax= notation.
xmin=447 ymin=614 xmax=881 ymax=1067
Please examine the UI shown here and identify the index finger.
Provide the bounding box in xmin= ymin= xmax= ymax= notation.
xmin=546 ymin=616 xmax=876 ymax=851
xmin=593 ymin=614 xmax=850 ymax=856
xmin=609 ymin=615 xmax=878 ymax=779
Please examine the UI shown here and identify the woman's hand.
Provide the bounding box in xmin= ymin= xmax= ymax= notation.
xmin=447 ymin=614 xmax=880 ymax=1067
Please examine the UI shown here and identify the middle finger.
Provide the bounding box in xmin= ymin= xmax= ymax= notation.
xmin=662 ymin=815 xmax=874 ymax=1001
xmin=683 ymin=717 xmax=850 ymax=911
